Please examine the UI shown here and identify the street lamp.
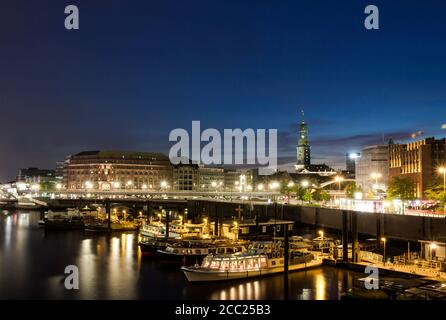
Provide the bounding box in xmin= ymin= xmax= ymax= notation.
xmin=113 ymin=181 xmax=121 ymax=189
xmin=301 ymin=180 xmax=309 ymax=188
xmin=438 ymin=167 xmax=446 ymax=192
xmin=84 ymin=181 xmax=93 ymax=190
xmin=269 ymin=181 xmax=279 ymax=190
xmin=287 ymin=181 xmax=295 ymax=188
xmin=371 ymin=172 xmax=382 ymax=184
xmin=381 ymin=237 xmax=387 ymax=265
xmin=160 ymin=180 xmax=168 ymax=190
xmin=257 ymin=183 xmax=264 ymax=191
xmin=334 ymin=176 xmax=344 ymax=191
xmin=318 ymin=230 xmax=324 ymax=240
xmin=430 ymin=242 xmax=437 ymax=260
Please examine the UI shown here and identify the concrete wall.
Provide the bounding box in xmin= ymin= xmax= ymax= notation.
xmin=276 ymin=205 xmax=446 ymax=242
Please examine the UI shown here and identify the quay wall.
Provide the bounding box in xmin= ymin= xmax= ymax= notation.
xmin=275 ymin=205 xmax=446 ymax=242
xmin=18 ymin=198 xmax=446 ymax=242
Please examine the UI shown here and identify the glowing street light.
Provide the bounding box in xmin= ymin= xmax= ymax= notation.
xmin=257 ymin=183 xmax=264 ymax=191
xmin=371 ymin=172 xmax=382 ymax=184
xmin=381 ymin=237 xmax=387 ymax=265
xmin=301 ymin=180 xmax=310 ymax=188
xmin=269 ymin=181 xmax=279 ymax=190
xmin=160 ymin=180 xmax=168 ymax=190
xmin=113 ymin=181 xmax=121 ymax=189
xmin=56 ymin=183 xmax=62 ymax=190
xmin=318 ymin=230 xmax=324 ymax=240
xmin=334 ymin=176 xmax=344 ymax=191
xmin=84 ymin=181 xmax=93 ymax=190
xmin=287 ymin=181 xmax=295 ymax=188
xmin=438 ymin=166 xmax=446 ymax=192
xmin=142 ymin=184 xmax=147 ymax=190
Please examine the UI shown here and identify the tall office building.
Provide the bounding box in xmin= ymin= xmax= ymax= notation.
xmin=389 ymin=137 xmax=446 ymax=198
xmin=346 ymin=153 xmax=360 ymax=173
xmin=355 ymin=145 xmax=389 ymax=192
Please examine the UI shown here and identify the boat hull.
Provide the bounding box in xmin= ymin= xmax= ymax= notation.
xmin=139 ymin=240 xmax=171 ymax=256
xmin=181 ymin=259 xmax=323 ymax=282
xmin=85 ymin=223 xmax=137 ymax=232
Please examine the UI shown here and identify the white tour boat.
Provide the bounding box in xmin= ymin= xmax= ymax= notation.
xmin=181 ymin=240 xmax=323 ymax=282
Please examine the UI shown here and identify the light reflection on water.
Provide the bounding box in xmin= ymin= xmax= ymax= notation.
xmin=0 ymin=211 xmax=362 ymax=300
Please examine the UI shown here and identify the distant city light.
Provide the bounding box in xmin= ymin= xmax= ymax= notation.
xmin=84 ymin=181 xmax=93 ymax=190
xmin=269 ymin=181 xmax=279 ymax=190
xmin=348 ymin=153 xmax=360 ymax=159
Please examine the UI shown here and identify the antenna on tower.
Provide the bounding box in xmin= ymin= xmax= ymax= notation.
xmin=300 ymin=109 xmax=305 ymax=122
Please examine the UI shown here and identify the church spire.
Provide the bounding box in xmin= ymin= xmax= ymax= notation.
xmin=295 ymin=109 xmax=311 ymax=171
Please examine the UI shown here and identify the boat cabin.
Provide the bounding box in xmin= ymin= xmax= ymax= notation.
xmin=212 ymin=219 xmax=295 ymax=240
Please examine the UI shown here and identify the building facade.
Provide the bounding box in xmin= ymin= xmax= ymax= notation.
xmin=63 ymin=151 xmax=173 ymax=190
xmin=389 ymin=137 xmax=446 ymax=198
xmin=173 ymin=163 xmax=199 ymax=191
xmin=355 ymin=145 xmax=389 ymax=193
xmin=62 ymin=150 xmax=245 ymax=193
xmin=198 ymin=166 xmax=225 ymax=191
xmin=17 ymin=168 xmax=56 ymax=184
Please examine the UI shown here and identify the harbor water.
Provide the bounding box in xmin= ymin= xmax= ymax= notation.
xmin=1 ymin=210 xmax=367 ymax=300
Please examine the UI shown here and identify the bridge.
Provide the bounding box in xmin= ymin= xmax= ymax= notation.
xmin=319 ymin=178 xmax=355 ymax=189
xmin=50 ymin=189 xmax=280 ymax=200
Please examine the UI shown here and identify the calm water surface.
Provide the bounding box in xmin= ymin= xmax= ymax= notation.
xmin=0 ymin=211 xmax=364 ymax=300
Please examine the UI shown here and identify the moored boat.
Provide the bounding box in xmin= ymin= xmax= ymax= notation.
xmin=84 ymin=221 xmax=138 ymax=232
xmin=181 ymin=240 xmax=323 ymax=282
xmin=139 ymin=238 xmax=172 ymax=256
xmin=157 ymin=239 xmax=248 ymax=265
xmin=41 ymin=209 xmax=85 ymax=230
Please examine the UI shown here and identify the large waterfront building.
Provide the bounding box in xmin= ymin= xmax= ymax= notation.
xmin=63 ymin=150 xmax=244 ymax=192
xmin=355 ymin=145 xmax=389 ymax=193
xmin=389 ymin=137 xmax=446 ymax=198
xmin=63 ymin=151 xmax=173 ymax=190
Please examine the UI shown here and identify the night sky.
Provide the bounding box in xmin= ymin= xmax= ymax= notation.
xmin=1 ymin=0 xmax=446 ymax=182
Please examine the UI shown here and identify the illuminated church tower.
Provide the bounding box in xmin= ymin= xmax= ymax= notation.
xmin=295 ymin=110 xmax=311 ymax=171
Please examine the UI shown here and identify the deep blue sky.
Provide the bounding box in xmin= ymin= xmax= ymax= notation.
xmin=1 ymin=0 xmax=446 ymax=181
